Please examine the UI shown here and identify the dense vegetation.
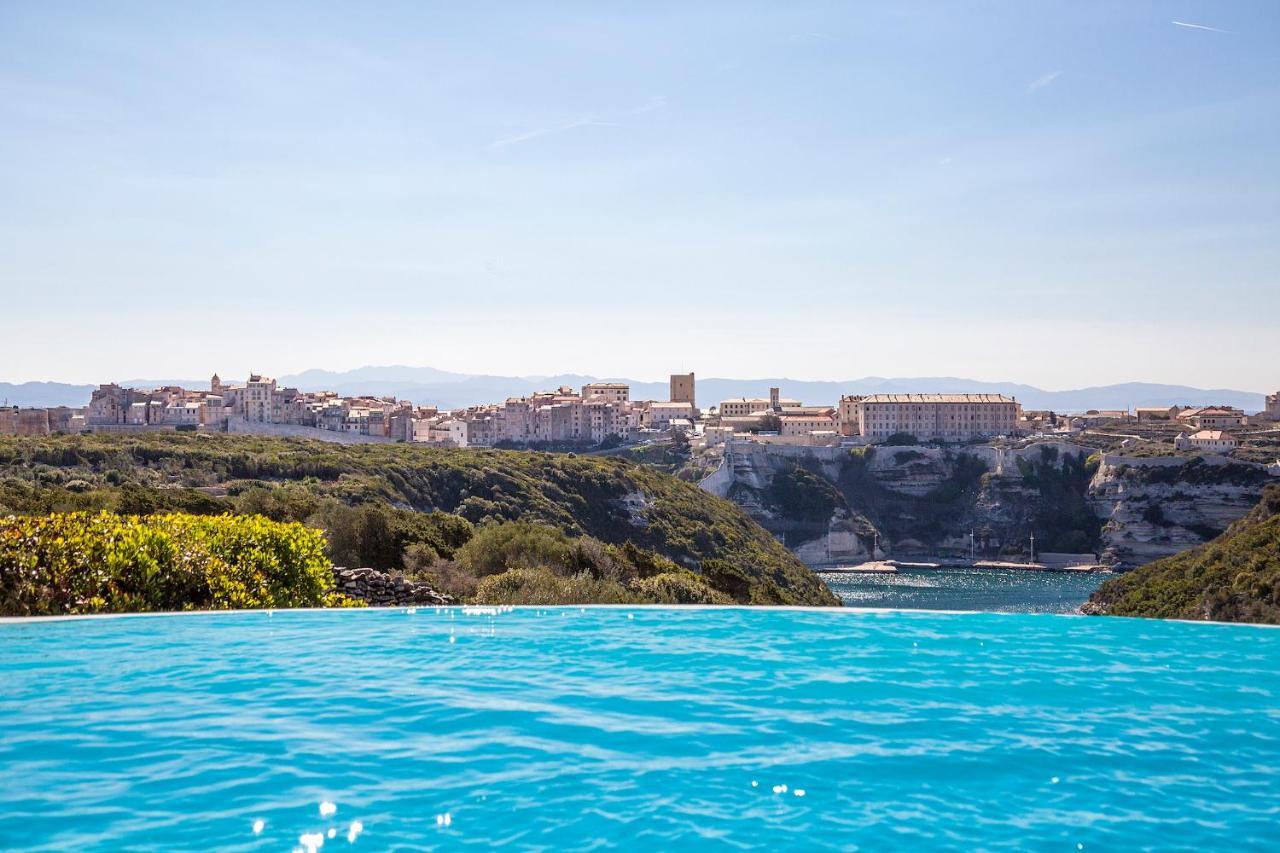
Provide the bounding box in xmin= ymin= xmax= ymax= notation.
xmin=1086 ymin=486 xmax=1280 ymax=624
xmin=1118 ymin=457 xmax=1272 ymax=488
xmin=1015 ymin=446 xmax=1103 ymax=553
xmin=0 ymin=511 xmax=343 ymax=616
xmin=0 ymin=433 xmax=837 ymax=607
xmin=764 ymin=463 xmax=845 ymax=525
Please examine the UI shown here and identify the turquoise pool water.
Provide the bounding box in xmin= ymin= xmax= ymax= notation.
xmin=2 ymin=608 xmax=1277 ymax=850
xmin=822 ymin=568 xmax=1106 ymax=613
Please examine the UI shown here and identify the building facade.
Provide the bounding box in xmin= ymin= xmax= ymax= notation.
xmin=1177 ymin=406 xmax=1246 ymax=430
xmin=852 ymin=394 xmax=1021 ymax=442
xmin=1175 ymin=430 xmax=1238 ymax=452
xmin=582 ymin=383 xmax=630 ymax=404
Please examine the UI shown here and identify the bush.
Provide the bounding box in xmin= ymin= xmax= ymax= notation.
xmin=0 ymin=433 xmax=839 ymax=607
xmin=0 ymin=511 xmax=340 ymax=616
xmin=882 ymin=432 xmax=920 ymax=446
xmin=456 ymin=521 xmax=577 ymax=577
xmin=630 ymin=572 xmax=731 ymax=604
xmin=474 ymin=568 xmax=637 ymax=605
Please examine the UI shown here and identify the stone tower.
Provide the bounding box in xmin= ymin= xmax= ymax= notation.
xmin=669 ymin=373 xmax=695 ymax=407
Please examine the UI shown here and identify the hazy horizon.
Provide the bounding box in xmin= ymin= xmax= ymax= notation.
xmin=3 ymin=2 xmax=1277 ymax=388
xmin=3 ymin=362 xmax=1271 ymax=396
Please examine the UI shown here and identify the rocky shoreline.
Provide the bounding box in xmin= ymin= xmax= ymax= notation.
xmin=332 ymin=567 xmax=454 ymax=607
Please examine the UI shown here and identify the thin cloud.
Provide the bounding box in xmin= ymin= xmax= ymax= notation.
xmin=1171 ymin=20 xmax=1229 ymax=34
xmin=489 ymin=117 xmax=597 ymax=149
xmin=488 ymin=96 xmax=666 ymax=150
xmin=1025 ymin=70 xmax=1062 ymax=95
xmin=788 ymin=32 xmax=834 ymax=44
xmin=629 ymin=95 xmax=667 ymax=114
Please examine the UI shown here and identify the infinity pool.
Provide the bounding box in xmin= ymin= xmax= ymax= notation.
xmin=2 ymin=608 xmax=1277 ymax=850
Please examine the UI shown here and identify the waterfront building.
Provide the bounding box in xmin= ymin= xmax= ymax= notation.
xmin=1264 ymin=392 xmax=1279 ymax=421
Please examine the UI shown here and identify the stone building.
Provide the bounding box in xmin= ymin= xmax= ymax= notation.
xmin=669 ymin=373 xmax=695 ymax=407
xmin=1264 ymin=392 xmax=1279 ymax=421
xmin=243 ymin=374 xmax=276 ymax=423
xmin=0 ymin=407 xmax=51 ymax=436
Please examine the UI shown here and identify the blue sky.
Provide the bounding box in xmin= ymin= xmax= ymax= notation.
xmin=2 ymin=1 xmax=1277 ymax=389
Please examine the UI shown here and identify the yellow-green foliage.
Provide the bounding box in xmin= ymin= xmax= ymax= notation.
xmin=631 ymin=572 xmax=731 ymax=605
xmin=474 ymin=568 xmax=639 ymax=606
xmin=0 ymin=511 xmax=338 ymax=616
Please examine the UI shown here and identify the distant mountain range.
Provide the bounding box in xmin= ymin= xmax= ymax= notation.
xmin=1 ymin=366 xmax=1269 ymax=414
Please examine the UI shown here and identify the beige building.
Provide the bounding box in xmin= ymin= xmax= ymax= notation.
xmin=643 ymin=401 xmax=696 ymax=429
xmin=1175 ymin=430 xmax=1238 ymax=453
xmin=0 ymin=407 xmax=52 ymax=436
xmin=779 ymin=412 xmax=837 ymax=436
xmin=669 ymin=373 xmax=695 ymax=407
xmin=837 ymin=395 xmax=863 ymax=436
xmin=719 ymin=394 xmax=800 ymax=418
xmin=1264 ymin=392 xmax=1279 ymax=421
xmin=243 ymin=374 xmax=276 ymax=423
xmin=1135 ymin=405 xmax=1180 ymax=423
xmin=582 ymin=383 xmax=630 ymax=404
xmin=1177 ymin=406 xmax=1245 ymax=430
xmin=852 ymin=394 xmax=1021 ymax=442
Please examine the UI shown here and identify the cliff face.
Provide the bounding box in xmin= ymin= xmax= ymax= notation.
xmin=706 ymin=440 xmax=1277 ymax=569
xmin=1088 ymin=456 xmax=1274 ymax=568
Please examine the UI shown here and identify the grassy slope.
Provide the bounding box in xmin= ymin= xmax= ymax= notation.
xmin=1086 ymin=485 xmax=1280 ymax=624
xmin=0 ymin=434 xmax=837 ymax=606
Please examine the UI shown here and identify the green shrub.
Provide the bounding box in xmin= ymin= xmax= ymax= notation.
xmin=630 ymin=572 xmax=731 ymax=604
xmin=0 ymin=433 xmax=839 ymax=607
xmin=0 ymin=511 xmax=340 ymax=616
xmin=765 ymin=464 xmax=844 ymax=524
xmin=456 ymin=521 xmax=577 ymax=576
xmin=473 ymin=568 xmax=637 ymax=605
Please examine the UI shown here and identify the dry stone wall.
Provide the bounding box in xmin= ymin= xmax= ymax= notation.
xmin=333 ymin=567 xmax=455 ymax=606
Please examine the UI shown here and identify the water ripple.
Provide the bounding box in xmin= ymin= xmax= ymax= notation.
xmin=1 ymin=608 xmax=1278 ymax=850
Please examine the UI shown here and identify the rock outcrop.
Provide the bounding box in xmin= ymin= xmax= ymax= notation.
xmin=704 ymin=438 xmax=1279 ymax=570
xmin=1087 ymin=455 xmax=1273 ymax=568
xmin=333 ymin=567 xmax=455 ymax=606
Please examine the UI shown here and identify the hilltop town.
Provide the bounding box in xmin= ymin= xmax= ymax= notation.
xmin=2 ymin=372 xmax=1278 ymax=458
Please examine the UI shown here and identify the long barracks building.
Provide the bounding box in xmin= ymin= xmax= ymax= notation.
xmin=839 ymin=393 xmax=1021 ymax=442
